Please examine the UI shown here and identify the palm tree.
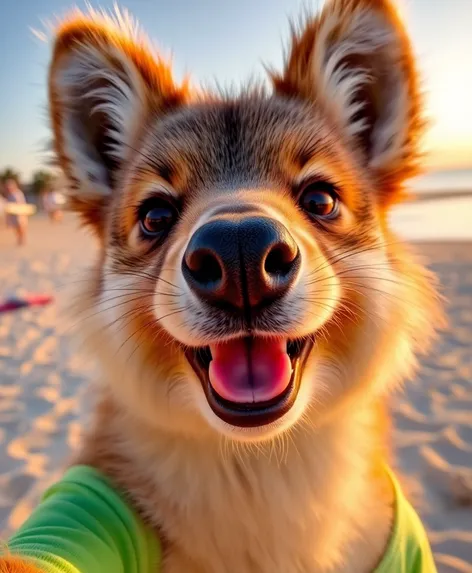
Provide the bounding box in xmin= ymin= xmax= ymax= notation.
xmin=31 ymin=170 xmax=55 ymax=195
xmin=0 ymin=167 xmax=21 ymax=185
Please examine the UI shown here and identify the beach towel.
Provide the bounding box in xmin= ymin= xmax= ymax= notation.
xmin=0 ymin=295 xmax=53 ymax=314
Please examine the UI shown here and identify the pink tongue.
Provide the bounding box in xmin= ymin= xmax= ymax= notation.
xmin=208 ymin=338 xmax=292 ymax=404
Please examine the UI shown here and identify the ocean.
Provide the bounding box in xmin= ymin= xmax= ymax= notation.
xmin=391 ymin=168 xmax=472 ymax=241
xmin=411 ymin=168 xmax=472 ymax=194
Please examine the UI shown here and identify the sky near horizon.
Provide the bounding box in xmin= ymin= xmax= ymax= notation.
xmin=0 ymin=0 xmax=471 ymax=181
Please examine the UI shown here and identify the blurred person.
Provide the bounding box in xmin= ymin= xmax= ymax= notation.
xmin=0 ymin=192 xmax=6 ymax=226
xmin=4 ymin=177 xmax=27 ymax=246
xmin=42 ymin=186 xmax=64 ymax=222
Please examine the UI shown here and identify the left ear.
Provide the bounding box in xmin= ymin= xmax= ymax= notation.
xmin=272 ymin=0 xmax=424 ymax=205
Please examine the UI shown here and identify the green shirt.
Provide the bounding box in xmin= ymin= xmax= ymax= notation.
xmin=377 ymin=468 xmax=437 ymax=572
xmin=2 ymin=465 xmax=436 ymax=572
xmin=4 ymin=466 xmax=160 ymax=573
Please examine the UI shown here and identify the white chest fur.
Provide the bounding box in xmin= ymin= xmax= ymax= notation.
xmin=107 ymin=408 xmax=392 ymax=573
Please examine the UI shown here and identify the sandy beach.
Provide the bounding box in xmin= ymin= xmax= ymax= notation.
xmin=1 ymin=210 xmax=471 ymax=572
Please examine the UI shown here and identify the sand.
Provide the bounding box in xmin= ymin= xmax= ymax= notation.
xmin=1 ymin=212 xmax=471 ymax=571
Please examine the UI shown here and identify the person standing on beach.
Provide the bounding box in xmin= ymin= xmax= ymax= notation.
xmin=42 ymin=186 xmax=64 ymax=223
xmin=3 ymin=177 xmax=28 ymax=246
xmin=0 ymin=193 xmax=6 ymax=227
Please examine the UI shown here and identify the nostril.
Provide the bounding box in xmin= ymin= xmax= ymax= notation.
xmin=264 ymin=244 xmax=299 ymax=277
xmin=186 ymin=249 xmax=223 ymax=285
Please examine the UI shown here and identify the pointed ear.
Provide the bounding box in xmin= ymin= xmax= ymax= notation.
xmin=272 ymin=0 xmax=424 ymax=206
xmin=48 ymin=9 xmax=187 ymax=234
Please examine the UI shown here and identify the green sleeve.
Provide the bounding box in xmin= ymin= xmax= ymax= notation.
xmin=375 ymin=467 xmax=437 ymax=573
xmin=3 ymin=466 xmax=161 ymax=573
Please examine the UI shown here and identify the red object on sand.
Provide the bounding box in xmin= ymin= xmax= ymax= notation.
xmin=0 ymin=294 xmax=54 ymax=314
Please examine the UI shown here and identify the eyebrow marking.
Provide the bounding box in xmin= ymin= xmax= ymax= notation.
xmin=157 ymin=164 xmax=173 ymax=186
xmin=294 ymin=159 xmax=341 ymax=187
xmin=139 ymin=185 xmax=179 ymax=203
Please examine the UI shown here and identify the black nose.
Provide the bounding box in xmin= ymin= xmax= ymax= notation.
xmin=182 ymin=217 xmax=300 ymax=309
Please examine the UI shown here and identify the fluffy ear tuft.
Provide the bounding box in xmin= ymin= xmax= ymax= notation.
xmin=272 ymin=0 xmax=425 ymax=206
xmin=48 ymin=7 xmax=188 ymax=234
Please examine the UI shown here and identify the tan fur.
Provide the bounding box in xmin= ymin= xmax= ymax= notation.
xmin=46 ymin=1 xmax=444 ymax=572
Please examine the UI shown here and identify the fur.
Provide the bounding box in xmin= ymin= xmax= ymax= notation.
xmin=43 ymin=1 xmax=444 ymax=572
xmin=0 ymin=556 xmax=42 ymax=573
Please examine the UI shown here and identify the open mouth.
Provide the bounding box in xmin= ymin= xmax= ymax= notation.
xmin=185 ymin=336 xmax=314 ymax=427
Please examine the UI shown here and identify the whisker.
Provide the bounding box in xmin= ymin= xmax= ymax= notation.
xmin=112 ymin=268 xmax=182 ymax=291
xmin=117 ymin=307 xmax=186 ymax=357
xmin=306 ymin=237 xmax=405 ymax=278
xmin=72 ymin=293 xmax=155 ymax=324
xmin=307 ymin=272 xmax=432 ymax=297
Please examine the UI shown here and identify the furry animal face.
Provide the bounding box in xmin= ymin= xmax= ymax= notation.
xmin=49 ymin=0 xmax=440 ymax=444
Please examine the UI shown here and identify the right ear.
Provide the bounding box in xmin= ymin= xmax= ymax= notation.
xmin=48 ymin=9 xmax=187 ymax=235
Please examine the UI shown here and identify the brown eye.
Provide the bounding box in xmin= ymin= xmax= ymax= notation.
xmin=139 ymin=199 xmax=177 ymax=239
xmin=299 ymin=181 xmax=339 ymax=219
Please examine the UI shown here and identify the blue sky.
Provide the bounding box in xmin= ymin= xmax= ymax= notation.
xmin=1 ymin=0 xmax=471 ymax=181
